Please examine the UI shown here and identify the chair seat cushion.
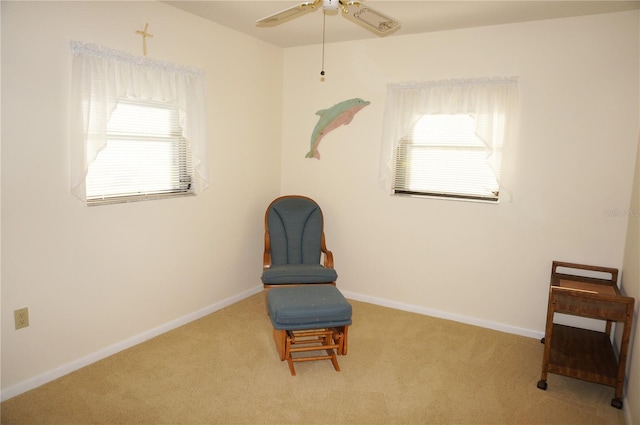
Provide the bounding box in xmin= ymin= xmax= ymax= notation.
xmin=267 ymin=286 xmax=352 ymax=330
xmin=261 ymin=264 xmax=338 ymax=284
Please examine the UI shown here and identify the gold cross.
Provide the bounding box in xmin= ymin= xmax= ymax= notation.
xmin=135 ymin=23 xmax=154 ymax=56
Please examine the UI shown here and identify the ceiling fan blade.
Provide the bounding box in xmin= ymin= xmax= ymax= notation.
xmin=256 ymin=1 xmax=321 ymax=26
xmin=342 ymin=1 xmax=400 ymax=35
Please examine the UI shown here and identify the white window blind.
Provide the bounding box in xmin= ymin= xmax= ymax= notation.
xmin=394 ymin=114 xmax=500 ymax=201
xmin=85 ymin=99 xmax=193 ymax=205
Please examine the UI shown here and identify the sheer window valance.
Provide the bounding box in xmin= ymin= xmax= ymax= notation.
xmin=378 ymin=77 xmax=519 ymax=200
xmin=70 ymin=41 xmax=209 ymax=201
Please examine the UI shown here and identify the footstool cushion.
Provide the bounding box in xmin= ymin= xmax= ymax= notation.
xmin=267 ymin=285 xmax=352 ymax=330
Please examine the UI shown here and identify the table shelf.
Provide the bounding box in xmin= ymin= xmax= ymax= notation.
xmin=547 ymin=324 xmax=618 ymax=386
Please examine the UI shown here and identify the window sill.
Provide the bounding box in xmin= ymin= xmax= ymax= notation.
xmin=392 ymin=191 xmax=499 ymax=204
xmin=87 ymin=191 xmax=195 ymax=206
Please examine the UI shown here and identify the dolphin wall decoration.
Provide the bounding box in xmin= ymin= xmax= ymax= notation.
xmin=305 ymin=98 xmax=370 ymax=159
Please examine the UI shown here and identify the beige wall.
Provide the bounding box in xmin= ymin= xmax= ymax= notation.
xmin=280 ymin=9 xmax=639 ymax=414
xmin=1 ymin=1 xmax=282 ymax=395
xmin=621 ymin=109 xmax=640 ymax=423
xmin=620 ymin=19 xmax=640 ymax=425
xmin=281 ymin=11 xmax=638 ymax=331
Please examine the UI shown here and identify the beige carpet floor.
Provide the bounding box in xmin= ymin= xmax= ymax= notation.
xmin=1 ymin=292 xmax=626 ymax=424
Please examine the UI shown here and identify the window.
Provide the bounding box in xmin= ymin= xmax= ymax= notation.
xmin=70 ymin=41 xmax=208 ymax=205
xmin=394 ymin=114 xmax=500 ymax=202
xmin=378 ymin=77 xmax=518 ymax=202
xmin=85 ymin=99 xmax=193 ymax=205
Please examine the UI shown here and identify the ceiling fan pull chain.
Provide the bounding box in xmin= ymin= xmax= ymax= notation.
xmin=320 ymin=11 xmax=326 ymax=77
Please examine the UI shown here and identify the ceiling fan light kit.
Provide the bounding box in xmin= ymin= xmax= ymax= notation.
xmin=350 ymin=6 xmax=399 ymax=33
xmin=256 ymin=0 xmax=400 ymax=36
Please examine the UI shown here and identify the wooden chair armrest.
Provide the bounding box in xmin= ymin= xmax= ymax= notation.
xmin=323 ymin=249 xmax=334 ymax=269
xmin=320 ymin=232 xmax=334 ymax=268
xmin=263 ymin=231 xmax=272 ymax=269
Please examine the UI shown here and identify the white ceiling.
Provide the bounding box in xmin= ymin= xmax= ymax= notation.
xmin=164 ymin=1 xmax=639 ymax=48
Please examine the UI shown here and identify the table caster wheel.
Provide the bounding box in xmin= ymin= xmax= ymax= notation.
xmin=611 ymin=398 xmax=623 ymax=409
xmin=537 ymin=380 xmax=547 ymax=390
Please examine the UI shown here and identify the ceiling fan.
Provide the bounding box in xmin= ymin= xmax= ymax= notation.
xmin=256 ymin=0 xmax=401 ymax=36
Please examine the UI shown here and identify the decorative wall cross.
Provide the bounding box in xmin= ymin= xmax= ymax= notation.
xmin=135 ymin=23 xmax=154 ymax=56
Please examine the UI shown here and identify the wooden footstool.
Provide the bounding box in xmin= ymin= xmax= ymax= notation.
xmin=267 ymin=285 xmax=352 ymax=376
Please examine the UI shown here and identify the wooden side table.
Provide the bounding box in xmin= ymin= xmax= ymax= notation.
xmin=536 ymin=261 xmax=635 ymax=409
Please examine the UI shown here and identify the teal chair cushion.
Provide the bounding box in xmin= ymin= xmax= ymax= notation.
xmin=267 ymin=286 xmax=352 ymax=331
xmin=261 ymin=264 xmax=338 ymax=284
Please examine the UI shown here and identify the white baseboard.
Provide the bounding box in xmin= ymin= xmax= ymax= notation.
xmin=340 ymin=289 xmax=545 ymax=340
xmin=1 ymin=285 xmax=264 ymax=402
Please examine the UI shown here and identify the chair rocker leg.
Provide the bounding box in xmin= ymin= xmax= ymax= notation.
xmin=273 ymin=329 xmax=287 ymax=361
xmin=275 ymin=328 xmax=344 ymax=376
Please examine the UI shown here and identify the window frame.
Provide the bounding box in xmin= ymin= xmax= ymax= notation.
xmin=85 ymin=98 xmax=195 ymax=206
xmin=393 ymin=113 xmax=501 ymax=203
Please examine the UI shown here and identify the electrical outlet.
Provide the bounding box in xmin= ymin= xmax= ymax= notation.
xmin=14 ymin=307 xmax=29 ymax=330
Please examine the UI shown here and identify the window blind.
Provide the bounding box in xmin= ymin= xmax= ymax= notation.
xmin=393 ymin=114 xmax=500 ymax=202
xmin=85 ymin=99 xmax=193 ymax=205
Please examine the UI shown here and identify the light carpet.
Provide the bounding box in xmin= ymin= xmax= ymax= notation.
xmin=1 ymin=292 xmax=625 ymax=424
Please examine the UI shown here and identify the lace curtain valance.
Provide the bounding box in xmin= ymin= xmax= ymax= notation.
xmin=378 ymin=77 xmax=519 ymax=199
xmin=69 ymin=41 xmax=209 ymax=200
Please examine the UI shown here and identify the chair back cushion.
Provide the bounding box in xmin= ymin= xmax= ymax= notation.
xmin=267 ymin=197 xmax=323 ymax=266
